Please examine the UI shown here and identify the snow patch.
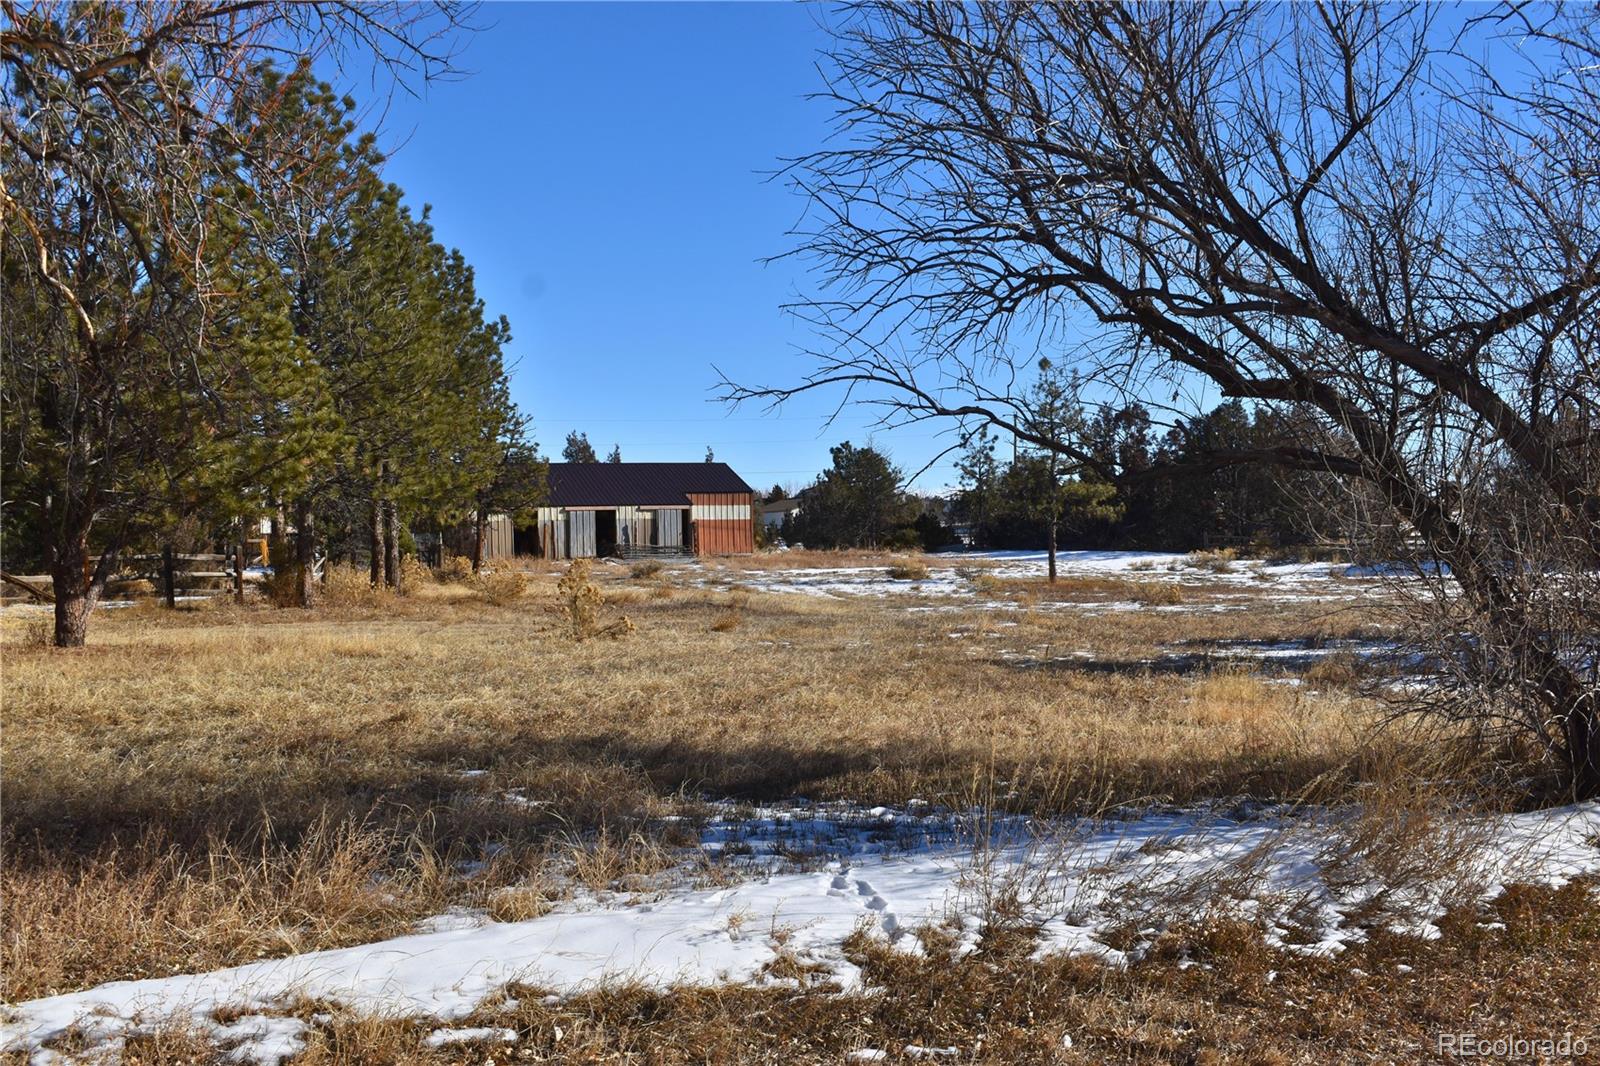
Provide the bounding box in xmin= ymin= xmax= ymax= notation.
xmin=4 ymin=802 xmax=1595 ymax=1064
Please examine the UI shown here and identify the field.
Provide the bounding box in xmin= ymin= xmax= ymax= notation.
xmin=3 ymin=551 xmax=1598 ymax=1064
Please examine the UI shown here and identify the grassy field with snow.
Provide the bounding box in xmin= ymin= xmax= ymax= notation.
xmin=3 ymin=551 xmax=1597 ymax=1063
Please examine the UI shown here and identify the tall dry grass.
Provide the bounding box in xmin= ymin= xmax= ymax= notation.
xmin=1 ymin=560 xmax=1432 ymax=999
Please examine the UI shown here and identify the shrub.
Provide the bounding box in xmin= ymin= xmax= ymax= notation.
xmin=435 ymin=554 xmax=474 ymax=583
xmin=630 ymin=559 xmax=663 ymax=580
xmin=475 ymin=568 xmax=528 ymax=606
xmin=1134 ymin=581 xmax=1185 ymax=606
xmin=879 ymin=525 xmax=923 ymax=551
xmin=556 ymin=559 xmax=633 ymax=640
xmin=321 ymin=565 xmax=387 ymax=608
xmin=1185 ymin=548 xmax=1238 ymax=573
xmin=887 ymin=560 xmax=931 ymax=581
xmin=260 ymin=567 xmax=305 ymax=607
xmin=398 ymin=555 xmax=432 ymax=593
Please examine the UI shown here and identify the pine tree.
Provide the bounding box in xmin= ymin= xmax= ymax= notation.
xmin=955 ymin=428 xmax=1000 ymax=547
xmin=792 ymin=442 xmax=911 ymax=548
xmin=563 ymin=433 xmax=598 ymax=463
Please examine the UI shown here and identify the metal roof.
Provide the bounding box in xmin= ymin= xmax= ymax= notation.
xmin=545 ymin=463 xmax=754 ymax=507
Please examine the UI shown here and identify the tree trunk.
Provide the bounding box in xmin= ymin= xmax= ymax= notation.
xmin=51 ymin=557 xmax=92 ymax=647
xmin=161 ymin=543 xmax=177 ymax=608
xmin=1047 ymin=521 xmax=1058 ymax=583
xmin=268 ymin=505 xmax=287 ymax=571
xmin=294 ymin=498 xmax=316 ymax=608
xmin=472 ymin=507 xmax=487 ymax=573
xmin=234 ymin=520 xmax=247 ymax=605
xmin=383 ymin=499 xmax=402 ymax=592
xmin=369 ymin=496 xmax=383 ymax=587
xmin=1567 ymin=703 xmax=1600 ymax=802
xmin=49 ymin=529 xmax=111 ymax=648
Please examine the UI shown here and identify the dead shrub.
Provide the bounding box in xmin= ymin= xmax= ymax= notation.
xmin=112 ymin=577 xmax=157 ymax=599
xmin=320 ymin=564 xmax=387 ymax=608
xmin=13 ymin=614 xmax=54 ymax=647
xmin=475 ymin=568 xmax=529 ymax=606
xmin=1186 ymin=548 xmax=1238 ymax=573
xmin=434 ymin=553 xmax=474 ymax=583
xmin=887 ymin=561 xmax=931 ymax=581
xmin=1133 ymin=581 xmax=1185 ymax=606
xmin=630 ymin=559 xmax=664 ymax=579
xmin=556 ymin=559 xmax=634 ymax=640
xmin=398 ymin=555 xmax=433 ymax=593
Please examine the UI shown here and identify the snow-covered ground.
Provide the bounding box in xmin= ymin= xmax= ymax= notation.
xmin=697 ymin=550 xmax=1376 ymax=607
xmin=5 ymin=801 xmax=1596 ymax=1065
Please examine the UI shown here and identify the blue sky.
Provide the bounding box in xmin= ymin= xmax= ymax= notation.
xmin=363 ymin=2 xmax=967 ymax=494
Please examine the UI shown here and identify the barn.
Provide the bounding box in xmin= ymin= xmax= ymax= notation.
xmin=529 ymin=462 xmax=756 ymax=559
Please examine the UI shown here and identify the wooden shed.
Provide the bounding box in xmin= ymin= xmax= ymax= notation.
xmin=520 ymin=463 xmax=756 ymax=561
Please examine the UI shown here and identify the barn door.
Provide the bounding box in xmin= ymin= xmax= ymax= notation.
xmin=654 ymin=508 xmax=683 ymax=548
xmin=568 ymin=511 xmax=597 ymax=557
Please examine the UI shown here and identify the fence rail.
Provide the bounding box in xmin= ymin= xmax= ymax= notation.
xmin=0 ymin=553 xmax=262 ymax=603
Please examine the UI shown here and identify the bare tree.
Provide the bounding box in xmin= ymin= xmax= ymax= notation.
xmin=1 ymin=2 xmax=475 ymax=645
xmin=724 ymin=3 xmax=1600 ymax=797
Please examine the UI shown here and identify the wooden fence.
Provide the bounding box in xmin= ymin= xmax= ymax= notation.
xmin=0 ymin=553 xmax=260 ymax=603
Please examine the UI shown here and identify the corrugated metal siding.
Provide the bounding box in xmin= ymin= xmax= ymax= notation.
xmin=686 ymin=492 xmax=755 ymax=555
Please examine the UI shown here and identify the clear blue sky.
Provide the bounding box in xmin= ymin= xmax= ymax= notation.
xmin=363 ymin=2 xmax=966 ymax=494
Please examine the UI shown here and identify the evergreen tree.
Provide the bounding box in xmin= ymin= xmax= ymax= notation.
xmin=469 ymin=437 xmax=549 ymax=571
xmin=791 ymin=442 xmax=912 ymax=548
xmin=606 ymin=445 xmax=623 ymax=463
xmin=953 ymin=427 xmax=1000 ymax=547
xmin=563 ymin=432 xmax=598 ymax=463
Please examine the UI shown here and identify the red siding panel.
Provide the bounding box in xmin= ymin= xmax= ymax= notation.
xmin=687 ymin=492 xmax=755 ymax=555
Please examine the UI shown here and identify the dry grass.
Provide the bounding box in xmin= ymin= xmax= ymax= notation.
xmin=47 ymin=877 xmax=1600 ymax=1064
xmin=1182 ymin=669 xmax=1290 ymax=727
xmin=0 ymin=559 xmax=1452 ymax=1006
xmin=2 ymin=820 xmax=454 ymax=1001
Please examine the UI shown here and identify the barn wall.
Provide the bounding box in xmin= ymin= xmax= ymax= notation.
xmin=654 ymin=508 xmax=685 ymax=548
xmin=442 ymin=514 xmax=516 ymax=561
xmin=485 ymin=514 xmax=515 ymax=560
xmin=536 ymin=506 xmax=566 ymax=561
xmin=616 ymin=506 xmax=654 ymax=548
xmin=687 ymin=492 xmax=755 ymax=555
xmin=568 ymin=510 xmax=597 ymax=558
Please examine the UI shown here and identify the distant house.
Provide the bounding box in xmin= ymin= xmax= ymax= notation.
xmin=516 ymin=462 xmax=755 ymax=560
xmin=760 ymin=496 xmax=803 ymax=531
